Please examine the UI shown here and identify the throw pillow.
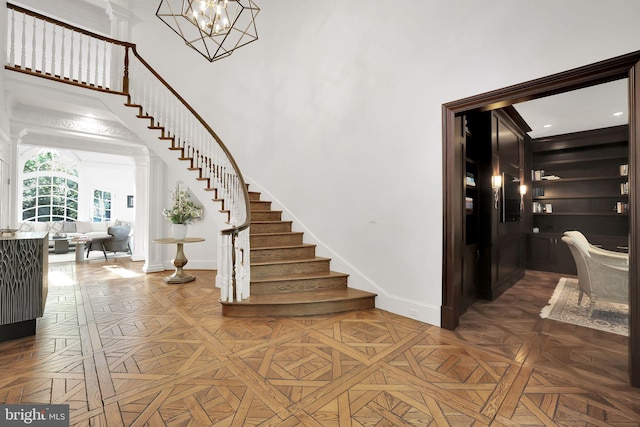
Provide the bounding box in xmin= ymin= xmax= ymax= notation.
xmin=62 ymin=221 xmax=77 ymax=233
xmin=47 ymin=221 xmax=64 ymax=236
xmin=76 ymin=221 xmax=92 ymax=233
xmin=18 ymin=221 xmax=34 ymax=232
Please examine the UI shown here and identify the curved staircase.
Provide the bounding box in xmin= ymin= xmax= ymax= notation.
xmin=221 ymin=190 xmax=377 ymax=316
xmin=122 ymin=104 xmax=377 ymax=317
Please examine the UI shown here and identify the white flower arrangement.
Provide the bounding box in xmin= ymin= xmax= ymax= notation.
xmin=162 ymin=181 xmax=203 ymax=225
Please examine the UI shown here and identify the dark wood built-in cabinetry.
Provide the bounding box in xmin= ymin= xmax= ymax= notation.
xmin=527 ymin=125 xmax=629 ymax=274
xmin=460 ymin=115 xmax=480 ymax=313
xmin=460 ymin=108 xmax=529 ymax=307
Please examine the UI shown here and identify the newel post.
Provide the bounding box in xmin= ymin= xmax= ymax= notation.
xmin=123 ymin=46 xmax=129 ymax=95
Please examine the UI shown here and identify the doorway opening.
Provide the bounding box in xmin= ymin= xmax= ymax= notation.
xmin=441 ymin=51 xmax=640 ymax=387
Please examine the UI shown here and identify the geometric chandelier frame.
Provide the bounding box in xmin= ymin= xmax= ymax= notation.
xmin=156 ymin=0 xmax=260 ymax=62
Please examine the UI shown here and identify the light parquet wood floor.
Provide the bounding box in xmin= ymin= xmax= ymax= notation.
xmin=0 ymin=261 xmax=639 ymax=426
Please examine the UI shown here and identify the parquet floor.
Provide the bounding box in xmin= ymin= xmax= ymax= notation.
xmin=0 ymin=261 xmax=639 ymax=426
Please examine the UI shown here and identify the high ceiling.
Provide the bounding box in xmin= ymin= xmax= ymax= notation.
xmin=513 ymin=79 xmax=628 ymax=139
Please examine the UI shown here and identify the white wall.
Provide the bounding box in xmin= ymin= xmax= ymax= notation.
xmin=126 ymin=0 xmax=640 ymax=325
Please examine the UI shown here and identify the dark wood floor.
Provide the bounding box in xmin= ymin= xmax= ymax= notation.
xmin=0 ymin=260 xmax=639 ymax=426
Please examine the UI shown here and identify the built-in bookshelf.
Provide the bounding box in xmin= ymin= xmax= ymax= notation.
xmin=527 ymin=125 xmax=628 ymax=274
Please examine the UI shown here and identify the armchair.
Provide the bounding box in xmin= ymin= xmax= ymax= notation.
xmin=563 ymin=230 xmax=628 ymax=268
xmin=103 ymin=225 xmax=131 ymax=255
xmin=561 ymin=235 xmax=628 ymax=316
xmin=86 ymin=225 xmax=131 ymax=260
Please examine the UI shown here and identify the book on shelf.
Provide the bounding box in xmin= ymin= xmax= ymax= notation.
xmin=621 ymin=182 xmax=629 ymax=195
xmin=465 ymin=172 xmax=476 ymax=187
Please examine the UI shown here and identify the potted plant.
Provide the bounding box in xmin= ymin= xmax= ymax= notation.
xmin=162 ymin=181 xmax=203 ymax=240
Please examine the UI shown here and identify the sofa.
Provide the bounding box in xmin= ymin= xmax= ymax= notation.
xmin=17 ymin=220 xmax=133 ymax=251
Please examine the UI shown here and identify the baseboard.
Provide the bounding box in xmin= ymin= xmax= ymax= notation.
xmin=142 ymin=262 xmax=164 ymax=273
xmin=373 ymin=293 xmax=441 ymax=327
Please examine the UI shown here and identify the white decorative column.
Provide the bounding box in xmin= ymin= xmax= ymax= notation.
xmin=0 ymin=2 xmax=12 ymax=228
xmin=142 ymin=153 xmax=165 ymax=273
xmin=131 ymin=153 xmax=147 ymax=262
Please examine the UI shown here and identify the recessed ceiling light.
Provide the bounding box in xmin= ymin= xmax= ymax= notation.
xmin=543 ymin=124 xmax=552 ymax=128
xmin=612 ymin=111 xmax=624 ymax=116
xmin=86 ymin=113 xmax=96 ymax=118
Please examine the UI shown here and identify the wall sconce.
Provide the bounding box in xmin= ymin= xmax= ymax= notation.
xmin=491 ymin=175 xmax=502 ymax=209
xmin=519 ymin=184 xmax=527 ymax=210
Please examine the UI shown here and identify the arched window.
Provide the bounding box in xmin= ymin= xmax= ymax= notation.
xmin=22 ymin=150 xmax=79 ymax=222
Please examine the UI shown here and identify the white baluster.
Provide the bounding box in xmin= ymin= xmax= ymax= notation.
xmin=30 ymin=16 xmax=37 ymax=71
xmin=41 ymin=21 xmax=46 ymax=73
xmin=180 ymin=106 xmax=186 ymax=144
xmin=243 ymin=228 xmax=251 ymax=298
xmin=94 ymin=39 xmax=99 ymax=87
xmin=234 ymin=235 xmax=243 ymax=301
xmin=50 ymin=25 xmax=56 ymax=76
xmin=216 ymin=232 xmax=224 ymax=298
xmin=158 ymin=86 xmax=164 ymax=127
xmin=168 ymin=97 xmax=176 ymax=139
xmin=69 ymin=31 xmax=75 ymax=81
xmin=77 ymin=34 xmax=83 ymax=82
xmin=101 ymin=40 xmax=107 ymax=88
xmin=86 ymin=38 xmax=92 ymax=85
xmin=21 ymin=13 xmax=27 ymax=68
xmin=9 ymin=9 xmax=16 ymax=66
xmin=60 ymin=28 xmax=65 ymax=79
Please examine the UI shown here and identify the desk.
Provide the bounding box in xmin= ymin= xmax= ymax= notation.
xmin=153 ymin=237 xmax=205 ymax=284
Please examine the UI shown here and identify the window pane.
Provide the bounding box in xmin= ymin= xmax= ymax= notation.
xmin=22 ymin=198 xmax=35 ymax=209
xmin=23 ymin=209 xmax=35 ymax=220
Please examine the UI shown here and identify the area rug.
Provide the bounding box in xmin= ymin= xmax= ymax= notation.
xmin=540 ymin=277 xmax=629 ymax=336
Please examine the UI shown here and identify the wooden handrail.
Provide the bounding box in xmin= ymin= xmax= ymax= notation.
xmin=128 ymin=47 xmax=251 ymax=236
xmin=7 ymin=3 xmax=134 ymax=49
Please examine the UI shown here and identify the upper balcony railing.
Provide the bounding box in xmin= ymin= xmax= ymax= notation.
xmin=4 ymin=3 xmax=251 ymax=302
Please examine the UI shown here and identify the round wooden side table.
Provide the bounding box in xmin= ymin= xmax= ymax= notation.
xmin=153 ymin=237 xmax=205 ymax=284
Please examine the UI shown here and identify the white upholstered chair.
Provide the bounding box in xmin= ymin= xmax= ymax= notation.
xmin=563 ymin=230 xmax=628 ymax=269
xmin=561 ymin=235 xmax=628 ymax=315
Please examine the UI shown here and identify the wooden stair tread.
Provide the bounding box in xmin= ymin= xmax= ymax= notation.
xmin=251 ymin=256 xmax=329 ymax=267
xmin=220 ymin=288 xmax=375 ymax=306
xmin=252 ymin=210 xmax=282 ymax=214
xmin=251 ymin=243 xmax=316 ymax=251
xmin=251 ymin=231 xmax=303 ymax=237
xmin=251 ymin=220 xmax=293 ymax=224
xmin=251 ymin=270 xmax=348 ymax=284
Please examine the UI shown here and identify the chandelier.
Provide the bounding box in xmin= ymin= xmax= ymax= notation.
xmin=156 ymin=0 xmax=260 ymax=62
